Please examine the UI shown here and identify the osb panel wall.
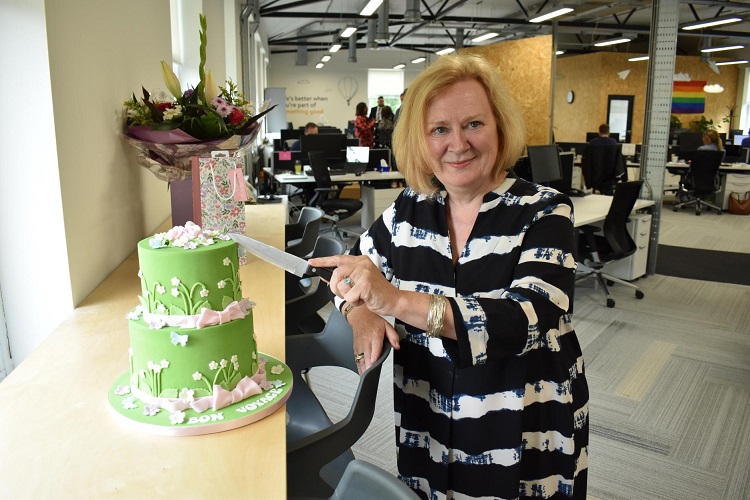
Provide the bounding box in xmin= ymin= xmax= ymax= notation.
xmin=554 ymin=52 xmax=739 ymax=144
xmin=463 ymin=36 xmax=553 ymax=147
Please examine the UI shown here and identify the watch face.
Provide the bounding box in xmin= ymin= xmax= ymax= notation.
xmin=566 ymin=91 xmax=574 ymax=104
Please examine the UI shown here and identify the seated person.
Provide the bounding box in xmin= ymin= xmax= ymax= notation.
xmin=290 ymin=122 xmax=319 ymax=151
xmin=589 ymin=123 xmax=618 ymax=146
xmin=742 ymin=136 xmax=750 ymax=148
xmin=697 ymin=129 xmax=723 ymax=152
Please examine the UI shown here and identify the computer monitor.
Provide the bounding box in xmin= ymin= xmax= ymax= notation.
xmin=621 ymin=143 xmax=637 ymax=157
xmin=527 ymin=145 xmax=563 ymax=185
xmin=724 ymin=145 xmax=749 ymax=163
xmin=280 ymin=129 xmax=303 ymax=143
xmin=733 ymin=134 xmax=749 ymax=146
xmin=300 ymin=133 xmax=346 ymax=165
xmin=549 ymin=152 xmax=575 ymax=193
xmin=586 ymin=132 xmax=619 ymax=142
xmin=678 ymin=132 xmax=704 ymax=153
xmin=368 ymin=148 xmax=391 ymax=170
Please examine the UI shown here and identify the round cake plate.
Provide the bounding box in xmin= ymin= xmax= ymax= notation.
xmin=108 ymin=352 xmax=292 ymax=437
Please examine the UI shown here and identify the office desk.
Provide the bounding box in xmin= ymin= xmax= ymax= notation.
xmin=273 ymin=169 xmax=404 ymax=184
xmin=571 ymin=194 xmax=655 ymax=227
xmin=666 ymin=162 xmax=750 ymax=209
xmin=0 ymin=204 xmax=287 ymax=498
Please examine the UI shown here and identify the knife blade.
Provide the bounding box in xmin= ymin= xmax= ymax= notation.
xmin=229 ymin=233 xmax=334 ymax=281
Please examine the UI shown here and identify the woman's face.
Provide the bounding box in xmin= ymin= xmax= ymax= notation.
xmin=424 ymin=79 xmax=500 ymax=198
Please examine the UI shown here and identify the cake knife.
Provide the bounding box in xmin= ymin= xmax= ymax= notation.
xmin=229 ymin=233 xmax=334 ymax=281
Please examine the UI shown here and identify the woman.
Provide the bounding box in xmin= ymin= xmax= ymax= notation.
xmin=354 ymin=101 xmax=376 ymax=147
xmin=698 ymin=129 xmax=723 ymax=151
xmin=375 ymin=105 xmax=394 ymax=149
xmin=310 ymin=53 xmax=588 ymax=499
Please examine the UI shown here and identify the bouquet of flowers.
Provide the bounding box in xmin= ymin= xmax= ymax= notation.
xmin=123 ymin=14 xmax=274 ymax=182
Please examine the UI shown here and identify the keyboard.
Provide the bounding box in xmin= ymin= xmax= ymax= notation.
xmin=329 ymin=168 xmax=346 ymax=176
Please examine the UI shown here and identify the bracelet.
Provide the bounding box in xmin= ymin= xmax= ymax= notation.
xmin=342 ymin=303 xmax=356 ymax=323
xmin=425 ymin=294 xmax=446 ymax=338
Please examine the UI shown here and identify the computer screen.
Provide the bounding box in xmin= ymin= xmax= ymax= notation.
xmin=548 ymin=152 xmax=574 ymax=193
xmin=678 ymin=132 xmax=704 ymax=152
xmin=368 ymin=148 xmax=391 ymax=170
xmin=734 ymin=134 xmax=749 ymax=146
xmin=280 ymin=129 xmax=303 ymax=142
xmin=724 ymin=145 xmax=749 ymax=163
xmin=586 ymin=132 xmax=620 ymax=142
xmin=300 ymin=133 xmax=346 ymax=164
xmin=621 ymin=143 xmax=637 ymax=157
xmin=527 ymin=145 xmax=563 ymax=185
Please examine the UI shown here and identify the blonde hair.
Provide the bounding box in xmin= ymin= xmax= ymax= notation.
xmin=392 ymin=53 xmax=526 ymax=195
xmin=703 ymin=129 xmax=724 ymax=151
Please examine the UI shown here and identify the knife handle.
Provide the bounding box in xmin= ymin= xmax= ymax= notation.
xmin=309 ymin=266 xmax=334 ymax=282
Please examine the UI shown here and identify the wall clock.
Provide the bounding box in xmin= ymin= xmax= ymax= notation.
xmin=566 ymin=90 xmax=575 ymax=104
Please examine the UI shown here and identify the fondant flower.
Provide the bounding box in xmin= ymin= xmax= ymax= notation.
xmin=144 ymin=404 xmax=161 ymax=416
xmin=200 ymin=289 xmax=209 ymax=298
xmin=184 ymin=241 xmax=198 ymax=250
xmin=171 ymin=277 xmax=181 ymax=286
xmin=114 ymin=385 xmax=131 ymax=396
xmin=251 ymin=352 xmax=257 ymax=360
xmin=160 ymin=359 xmax=170 ymax=368
xmin=128 ymin=347 xmax=133 ymax=357
xmin=260 ymin=380 xmax=274 ymax=390
xmin=148 ymin=318 xmax=166 ymax=330
xmin=233 ymin=362 xmax=240 ymax=370
xmin=184 ymin=221 xmax=202 ymax=239
xmin=270 ymin=364 xmax=284 ymax=375
xmin=170 ymin=410 xmax=186 ymax=425
xmin=231 ymin=355 xmax=238 ymax=363
xmin=209 ymin=360 xmax=219 ymax=370
xmin=156 ymin=285 xmax=166 ymax=294
xmin=171 ymin=288 xmax=179 ymax=297
xmin=192 ymin=371 xmax=203 ymax=381
xmin=156 ymin=303 xmax=166 ymax=313
xmin=126 ymin=309 xmax=141 ymax=320
xmin=223 ymin=257 xmax=231 ymax=266
xmin=217 ymin=280 xmax=226 ymax=289
xmin=122 ymin=396 xmax=138 ymax=410
xmin=272 ymin=380 xmax=285 ymax=388
xmin=138 ymin=270 xmax=143 ymax=278
xmin=179 ymin=388 xmax=195 ymax=403
xmin=220 ymin=359 xmax=228 ymax=368
xmin=149 ymin=237 xmax=168 ymax=249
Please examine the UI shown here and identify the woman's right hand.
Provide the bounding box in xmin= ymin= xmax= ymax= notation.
xmin=346 ymin=305 xmax=400 ymax=375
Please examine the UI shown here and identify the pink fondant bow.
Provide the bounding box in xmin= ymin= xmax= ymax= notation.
xmin=211 ymin=376 xmax=262 ymax=411
xmin=141 ymin=299 xmax=254 ymax=330
xmin=194 ymin=300 xmax=249 ymax=328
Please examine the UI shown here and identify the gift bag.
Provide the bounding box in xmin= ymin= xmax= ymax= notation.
xmin=728 ymin=191 xmax=750 ymax=216
xmin=192 ymin=153 xmax=250 ymax=263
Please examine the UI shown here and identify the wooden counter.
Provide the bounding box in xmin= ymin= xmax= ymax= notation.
xmin=0 ymin=203 xmax=287 ymax=499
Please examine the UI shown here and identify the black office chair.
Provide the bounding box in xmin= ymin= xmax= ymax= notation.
xmin=286 ymin=308 xmax=391 ymax=499
xmin=576 ymin=180 xmax=646 ymax=308
xmin=286 ymin=206 xmax=324 ymax=258
xmin=308 ymin=151 xmax=363 ymax=241
xmin=331 ymin=460 xmax=418 ymax=499
xmin=672 ymin=150 xmax=724 ymax=215
xmin=286 ymin=236 xmax=346 ymax=336
xmin=581 ymin=144 xmax=626 ymax=195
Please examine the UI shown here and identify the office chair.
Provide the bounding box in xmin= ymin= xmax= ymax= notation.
xmin=286 ymin=308 xmax=391 ymax=499
xmin=286 ymin=236 xmax=346 ymax=337
xmin=576 ymin=181 xmax=646 ymax=308
xmin=581 ymin=144 xmax=626 ymax=195
xmin=286 ymin=206 xmax=324 ymax=258
xmin=672 ymin=150 xmax=724 ymax=215
xmin=308 ymin=151 xmax=363 ymax=241
xmin=330 ymin=460 xmax=418 ymax=500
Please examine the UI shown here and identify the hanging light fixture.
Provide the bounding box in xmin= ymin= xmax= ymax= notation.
xmin=594 ymin=36 xmax=632 ymax=47
xmin=411 ymin=56 xmax=426 ymax=63
xmin=340 ymin=26 xmax=357 ymax=38
xmin=682 ymin=15 xmax=743 ymax=31
xmin=628 ymin=55 xmax=649 ymax=61
xmin=321 ymin=55 xmax=331 ymax=62
xmin=360 ymin=0 xmax=383 ymax=16
xmin=315 ymin=63 xmax=324 ymax=69
xmin=329 ymin=36 xmax=342 ymax=52
xmin=393 ymin=63 xmax=406 ymax=69
xmin=436 ymin=47 xmax=455 ymax=55
xmin=701 ymin=44 xmax=745 ymax=53
xmin=529 ymin=5 xmax=574 ymax=23
xmin=471 ymin=31 xmax=499 ymax=43
xmin=715 ymin=60 xmax=749 ymax=66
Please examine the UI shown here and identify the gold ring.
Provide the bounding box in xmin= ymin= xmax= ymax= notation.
xmin=344 ymin=276 xmax=355 ymax=286
xmin=354 ymin=353 xmax=365 ymax=362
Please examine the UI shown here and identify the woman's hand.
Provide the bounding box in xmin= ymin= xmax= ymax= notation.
xmin=346 ymin=306 xmax=400 ymax=375
xmin=309 ymin=255 xmax=400 ymax=318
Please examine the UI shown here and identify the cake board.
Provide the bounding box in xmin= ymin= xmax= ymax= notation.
xmin=108 ymin=352 xmax=292 ymax=436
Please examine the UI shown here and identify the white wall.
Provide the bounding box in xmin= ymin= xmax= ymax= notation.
xmin=268 ymin=51 xmax=423 ymax=132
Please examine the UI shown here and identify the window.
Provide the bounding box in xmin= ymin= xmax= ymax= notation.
xmin=367 ymin=69 xmax=404 ymax=112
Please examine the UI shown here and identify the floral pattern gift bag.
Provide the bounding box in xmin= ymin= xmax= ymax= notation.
xmin=192 ymin=154 xmax=249 ymax=263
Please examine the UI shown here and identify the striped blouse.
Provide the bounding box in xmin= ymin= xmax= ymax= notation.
xmin=349 ymin=177 xmax=589 ymax=499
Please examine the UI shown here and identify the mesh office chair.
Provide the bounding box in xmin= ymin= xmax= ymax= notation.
xmin=576 ymin=181 xmax=646 ymax=308
xmin=581 ymin=144 xmax=626 ymax=195
xmin=308 ymin=151 xmax=364 ymax=241
xmin=672 ymin=150 xmax=724 ymax=215
xmin=286 ymin=308 xmax=391 ymax=499
xmin=286 ymin=206 xmax=324 ymax=258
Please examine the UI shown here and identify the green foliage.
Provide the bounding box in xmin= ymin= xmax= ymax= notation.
xmin=690 ymin=115 xmax=714 ymax=132
xmin=670 ymin=115 xmax=682 ymax=129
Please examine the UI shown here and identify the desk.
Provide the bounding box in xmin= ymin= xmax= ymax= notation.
xmin=0 ymin=204 xmax=287 ymax=498
xmin=571 ymin=194 xmax=654 ymax=227
xmin=273 ymin=169 xmax=404 ymax=184
xmin=666 ymin=162 xmax=750 ymax=209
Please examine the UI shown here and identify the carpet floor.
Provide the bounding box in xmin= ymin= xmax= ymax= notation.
xmin=656 ymin=245 xmax=750 ymax=286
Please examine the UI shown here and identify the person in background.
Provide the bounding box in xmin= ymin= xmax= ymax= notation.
xmin=394 ymin=88 xmax=407 ymax=124
xmin=290 ymin=122 xmax=318 ymax=151
xmin=354 ymin=102 xmax=376 ymax=148
xmin=375 ymin=105 xmax=394 ymax=149
xmin=697 ymin=129 xmax=723 ymax=151
xmin=309 ymin=53 xmax=588 ymax=499
xmin=742 ymin=135 xmax=750 ymax=148
xmin=369 ymin=96 xmax=385 ymax=122
xmin=589 ymin=123 xmax=618 ymax=145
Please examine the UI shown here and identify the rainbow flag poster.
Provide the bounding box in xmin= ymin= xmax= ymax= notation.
xmin=672 ymin=80 xmax=706 ymax=114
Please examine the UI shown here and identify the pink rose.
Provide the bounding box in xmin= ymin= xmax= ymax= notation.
xmin=228 ymin=107 xmax=245 ymax=125
xmin=165 ymin=225 xmax=184 ymax=241
xmin=183 ymin=221 xmax=202 ymax=239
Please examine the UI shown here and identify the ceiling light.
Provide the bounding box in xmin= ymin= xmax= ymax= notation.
xmin=594 ymin=37 xmax=631 ymax=47
xmin=321 ymin=55 xmax=331 ymax=62
xmin=529 ymin=6 xmax=574 ymax=23
xmin=701 ymin=44 xmax=745 ymax=53
xmin=340 ymin=26 xmax=357 ymax=38
xmin=329 ymin=43 xmax=342 ymax=53
xmin=703 ymin=84 xmax=724 ymax=93
xmin=556 ymin=50 xmax=565 ymax=55
xmin=393 ymin=63 xmax=406 ymax=69
xmin=360 ymin=0 xmax=383 ymax=17
xmin=682 ymin=16 xmax=743 ymax=31
xmin=715 ymin=60 xmax=749 ymax=66
xmin=629 ymin=55 xmax=649 ymax=61
xmin=411 ymin=57 xmax=426 ymax=63
xmin=315 ymin=63 xmax=324 ymax=69
xmin=471 ymin=32 xmax=499 ymax=43
xmin=436 ymin=47 xmax=455 ymax=55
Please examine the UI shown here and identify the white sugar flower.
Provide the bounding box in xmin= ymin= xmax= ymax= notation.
xmin=179 ymin=388 xmax=195 ymax=403
xmin=160 ymin=359 xmax=169 ymax=368
xmin=143 ymin=291 xmax=149 ymax=298
xmin=192 ymin=371 xmax=203 ymax=381
xmin=231 ymin=355 xmax=238 ymax=363
xmin=171 ymin=288 xmax=179 ymax=297
xmin=148 ymin=318 xmax=166 ymax=330
xmin=156 ymin=285 xmax=166 ymax=294
xmin=220 ymin=359 xmax=228 ymax=368
xmin=125 ymin=310 xmax=140 ymax=320
xmin=252 ymin=352 xmax=257 ymax=360
xmin=217 ymin=280 xmax=226 ymax=289
xmin=209 ymin=361 xmax=219 ymax=370
xmin=122 ymin=396 xmax=137 ymax=410
xmin=233 ymin=362 xmax=240 ymax=370
xmin=152 ymin=364 xmax=162 ymax=374
xmin=184 ymin=241 xmax=198 ymax=250
xmin=171 ymin=277 xmax=180 ymax=286
xmin=156 ymin=303 xmax=166 ymax=313
xmin=128 ymin=347 xmax=133 ymax=357
xmin=138 ymin=269 xmax=143 ymax=278
xmin=143 ymin=404 xmax=160 ymax=417
xmin=223 ymin=257 xmax=231 ymax=266
xmin=270 ymin=364 xmax=284 ymax=375
xmin=200 ymin=289 xmax=209 ymax=298
xmin=114 ymin=385 xmax=131 ymax=396
xmin=170 ymin=410 xmax=186 ymax=425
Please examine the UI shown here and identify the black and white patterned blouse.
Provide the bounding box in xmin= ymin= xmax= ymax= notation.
xmin=347 ymin=177 xmax=589 ymax=499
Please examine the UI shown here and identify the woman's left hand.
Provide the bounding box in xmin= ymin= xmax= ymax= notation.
xmin=308 ymin=254 xmax=398 ymax=318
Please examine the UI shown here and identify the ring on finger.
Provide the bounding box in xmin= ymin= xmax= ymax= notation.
xmin=355 ymin=353 xmax=365 ymax=362
xmin=344 ymin=276 xmax=355 ymax=286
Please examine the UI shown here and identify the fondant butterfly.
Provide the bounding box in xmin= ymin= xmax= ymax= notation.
xmin=170 ymin=331 xmax=188 ymax=347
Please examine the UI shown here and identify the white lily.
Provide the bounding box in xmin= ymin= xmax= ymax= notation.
xmin=161 ymin=61 xmax=182 ymax=100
